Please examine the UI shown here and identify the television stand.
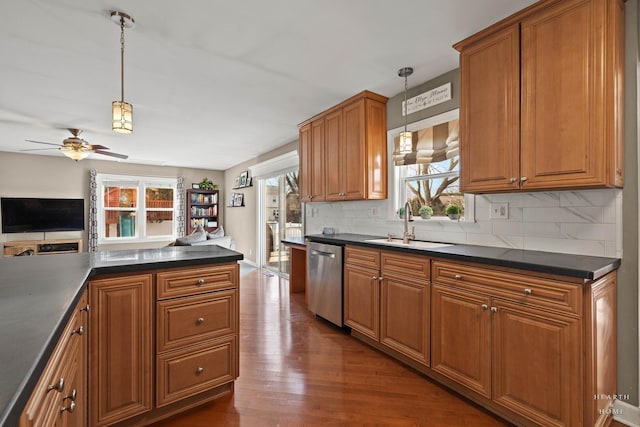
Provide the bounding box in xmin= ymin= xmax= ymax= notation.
xmin=3 ymin=239 xmax=83 ymax=257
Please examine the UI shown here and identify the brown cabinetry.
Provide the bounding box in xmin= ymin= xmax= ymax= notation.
xmin=456 ymin=0 xmax=624 ymax=193
xmin=20 ymin=291 xmax=88 ymax=427
xmin=186 ymin=189 xmax=220 ymax=235
xmin=88 ymin=274 xmax=153 ymax=426
xmin=298 ymin=90 xmax=388 ymax=202
xmin=431 ymin=259 xmax=616 ymax=426
xmin=155 ymin=263 xmax=239 ymax=407
xmin=343 ymin=246 xmax=430 ymax=366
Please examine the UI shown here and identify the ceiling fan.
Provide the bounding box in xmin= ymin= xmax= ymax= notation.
xmin=22 ymin=128 xmax=128 ymax=161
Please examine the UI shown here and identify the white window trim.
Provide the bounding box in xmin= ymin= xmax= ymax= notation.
xmin=96 ymin=173 xmax=178 ymax=244
xmin=386 ymin=108 xmax=475 ymax=222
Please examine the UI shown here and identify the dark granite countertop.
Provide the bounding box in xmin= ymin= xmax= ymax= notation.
xmin=0 ymin=245 xmax=243 ymax=427
xmin=281 ymin=236 xmax=306 ymax=247
xmin=306 ymin=233 xmax=620 ymax=281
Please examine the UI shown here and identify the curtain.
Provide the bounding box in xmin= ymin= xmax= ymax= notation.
xmin=88 ymin=169 xmax=98 ymax=252
xmin=393 ymin=118 xmax=459 ymax=166
xmin=177 ymin=176 xmax=185 ymax=237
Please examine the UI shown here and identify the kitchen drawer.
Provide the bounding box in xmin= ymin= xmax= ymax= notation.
xmin=156 ymin=337 xmax=237 ymax=407
xmin=157 ymin=290 xmax=237 ymax=353
xmin=381 ymin=251 xmax=430 ymax=281
xmin=345 ymin=246 xmax=380 ymax=269
xmin=431 ymin=260 xmax=581 ymax=316
xmin=157 ymin=263 xmax=238 ymax=300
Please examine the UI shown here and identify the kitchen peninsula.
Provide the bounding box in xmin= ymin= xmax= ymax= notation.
xmin=0 ymin=245 xmax=243 ymax=427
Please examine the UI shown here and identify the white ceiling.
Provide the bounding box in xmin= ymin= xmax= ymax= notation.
xmin=0 ymin=0 xmax=536 ymax=170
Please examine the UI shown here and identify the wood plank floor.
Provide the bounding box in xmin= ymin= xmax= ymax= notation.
xmin=152 ymin=265 xmax=513 ymax=426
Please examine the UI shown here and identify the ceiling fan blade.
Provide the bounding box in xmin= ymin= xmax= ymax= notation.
xmin=20 ymin=148 xmax=58 ymax=152
xmin=94 ymin=149 xmax=128 ymax=160
xmin=25 ymin=139 xmax=62 ymax=147
xmin=87 ymin=144 xmax=109 ymax=150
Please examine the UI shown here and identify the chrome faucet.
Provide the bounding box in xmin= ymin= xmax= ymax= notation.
xmin=403 ymin=200 xmax=415 ymax=244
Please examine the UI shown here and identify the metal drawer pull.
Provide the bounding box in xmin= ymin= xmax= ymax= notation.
xmin=60 ymin=401 xmax=76 ymax=414
xmin=197 ymin=278 xmax=205 ymax=285
xmin=80 ymin=304 xmax=90 ymax=312
xmin=47 ymin=378 xmax=64 ymax=392
xmin=454 ymin=274 xmax=462 ymax=280
xmin=372 ymin=276 xmax=378 ymax=280
xmin=378 ymin=276 xmax=383 ymax=281
xmin=524 ymin=288 xmax=532 ymax=295
xmin=63 ymin=389 xmax=77 ymax=402
xmin=196 ymin=367 xmax=204 ymax=375
xmin=72 ymin=326 xmax=84 ymax=336
xmin=481 ymin=304 xmax=488 ymax=310
xmin=196 ymin=317 xmax=205 ymax=325
xmin=520 ymin=176 xmax=528 ymax=182
xmin=509 ymin=177 xmax=517 ymax=183
xmin=490 ymin=307 xmax=498 ymax=313
xmin=311 ymin=250 xmax=336 ymax=258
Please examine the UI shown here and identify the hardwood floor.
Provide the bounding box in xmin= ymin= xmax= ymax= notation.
xmin=153 ymin=265 xmax=511 ymax=426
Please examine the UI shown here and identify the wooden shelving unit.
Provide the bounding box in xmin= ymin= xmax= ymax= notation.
xmin=3 ymin=239 xmax=83 ymax=257
xmin=186 ymin=189 xmax=220 ymax=235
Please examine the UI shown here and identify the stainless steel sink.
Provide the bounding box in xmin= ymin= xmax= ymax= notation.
xmin=364 ymin=238 xmax=453 ymax=249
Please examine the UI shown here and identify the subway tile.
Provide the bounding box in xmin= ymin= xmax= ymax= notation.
xmin=465 ymin=233 xmax=523 ymax=249
xmin=523 ymin=237 xmax=605 ymax=257
xmin=560 ymin=223 xmax=616 ymax=241
xmin=559 ymin=189 xmax=619 ymax=207
xmin=492 ymin=221 xmax=561 ymax=238
xmin=522 ymin=207 xmax=603 ymax=223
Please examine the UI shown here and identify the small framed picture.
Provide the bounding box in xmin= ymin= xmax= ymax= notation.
xmin=234 ymin=193 xmax=244 ymax=207
xmin=239 ymin=171 xmax=248 ymax=187
xmin=229 ymin=193 xmax=237 ymax=207
xmin=191 ymin=183 xmax=200 ymax=189
xmin=234 ymin=177 xmax=240 ymax=188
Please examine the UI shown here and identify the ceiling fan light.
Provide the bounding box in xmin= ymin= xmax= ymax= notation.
xmin=398 ymin=131 xmax=413 ymax=154
xmin=112 ymin=101 xmax=133 ymax=134
xmin=60 ymin=147 xmax=91 ymax=161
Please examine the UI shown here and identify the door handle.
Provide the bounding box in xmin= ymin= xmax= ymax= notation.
xmin=311 ymin=250 xmax=336 ymax=258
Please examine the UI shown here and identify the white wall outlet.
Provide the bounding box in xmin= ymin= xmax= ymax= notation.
xmin=490 ymin=203 xmax=509 ymax=219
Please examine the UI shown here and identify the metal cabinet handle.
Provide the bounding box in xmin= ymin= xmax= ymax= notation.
xmin=372 ymin=276 xmax=378 ymax=280
xmin=63 ymin=389 xmax=77 ymax=402
xmin=47 ymin=378 xmax=64 ymax=393
xmin=60 ymin=401 xmax=76 ymax=414
xmin=524 ymin=288 xmax=533 ymax=295
xmin=481 ymin=304 xmax=488 ymax=310
xmin=311 ymin=250 xmax=336 ymax=258
xmin=197 ymin=278 xmax=205 ymax=285
xmin=72 ymin=326 xmax=84 ymax=336
xmin=454 ymin=274 xmax=462 ymax=280
xmin=520 ymin=176 xmax=528 ymax=182
xmin=509 ymin=177 xmax=517 ymax=183
xmin=196 ymin=317 xmax=205 ymax=325
xmin=80 ymin=304 xmax=90 ymax=313
xmin=378 ymin=276 xmax=383 ymax=281
xmin=196 ymin=367 xmax=204 ymax=375
xmin=490 ymin=307 xmax=498 ymax=313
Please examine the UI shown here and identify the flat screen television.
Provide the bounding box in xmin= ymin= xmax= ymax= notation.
xmin=1 ymin=197 xmax=85 ymax=233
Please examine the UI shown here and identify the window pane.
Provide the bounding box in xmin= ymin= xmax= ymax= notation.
xmin=104 ymin=186 xmax=137 ymax=208
xmin=145 ymin=187 xmax=174 ymax=209
xmin=146 ymin=212 xmax=174 ymax=236
xmin=403 ymin=157 xmax=462 ymax=217
xmin=104 ymin=212 xmax=136 ymax=238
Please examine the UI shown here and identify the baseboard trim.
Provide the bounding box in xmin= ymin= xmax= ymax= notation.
xmin=239 ymin=260 xmax=258 ymax=268
xmin=614 ymin=400 xmax=640 ymax=426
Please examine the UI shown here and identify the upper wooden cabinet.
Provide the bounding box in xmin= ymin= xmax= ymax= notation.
xmin=455 ymin=0 xmax=624 ymax=193
xmin=298 ymin=90 xmax=388 ymax=202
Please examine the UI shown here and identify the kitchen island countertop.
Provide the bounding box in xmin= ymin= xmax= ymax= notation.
xmin=0 ymin=245 xmax=243 ymax=427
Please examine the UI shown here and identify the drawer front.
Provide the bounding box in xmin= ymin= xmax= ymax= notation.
xmin=157 ymin=263 xmax=238 ymax=299
xmin=156 ymin=337 xmax=237 ymax=407
xmin=157 ymin=290 xmax=237 ymax=353
xmin=345 ymin=246 xmax=380 ymax=269
xmin=431 ymin=260 xmax=581 ymax=316
xmin=381 ymin=251 xmax=430 ymax=281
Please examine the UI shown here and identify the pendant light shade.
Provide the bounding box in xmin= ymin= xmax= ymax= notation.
xmin=60 ymin=146 xmax=91 ymax=161
xmin=111 ymin=11 xmax=135 ymax=134
xmin=398 ymin=67 xmax=414 ymax=154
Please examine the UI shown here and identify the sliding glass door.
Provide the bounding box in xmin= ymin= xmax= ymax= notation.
xmin=260 ymin=170 xmax=301 ymax=275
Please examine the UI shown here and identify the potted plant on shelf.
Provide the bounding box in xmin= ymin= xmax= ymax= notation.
xmin=446 ymin=204 xmax=461 ymax=220
xmin=418 ymin=206 xmax=433 ymax=219
xmin=397 ymin=207 xmax=405 ymax=219
xmin=199 ymin=177 xmax=217 ymax=190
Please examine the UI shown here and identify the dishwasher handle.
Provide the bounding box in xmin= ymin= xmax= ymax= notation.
xmin=310 ymin=249 xmax=337 ymax=258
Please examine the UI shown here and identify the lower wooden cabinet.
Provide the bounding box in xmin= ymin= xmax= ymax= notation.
xmin=20 ymin=291 xmax=88 ymax=427
xmin=344 ymin=246 xmax=430 ymax=366
xmin=88 ymin=274 xmax=153 ymax=427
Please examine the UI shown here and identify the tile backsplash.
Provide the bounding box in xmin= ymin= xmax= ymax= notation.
xmin=305 ymin=189 xmax=622 ymax=258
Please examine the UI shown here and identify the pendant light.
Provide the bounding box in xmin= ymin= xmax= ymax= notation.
xmin=111 ymin=11 xmax=135 ymax=134
xmin=398 ymin=67 xmax=414 ymax=154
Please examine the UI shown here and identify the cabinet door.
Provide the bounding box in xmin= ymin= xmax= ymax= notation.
xmin=459 ymin=24 xmax=520 ymax=193
xmin=492 ymin=300 xmax=582 ymax=426
xmin=344 ymin=263 xmax=379 ymax=340
xmin=298 ymin=123 xmax=312 ymax=203
xmin=341 ymin=99 xmax=366 ymax=200
xmin=310 ymin=118 xmax=326 ymax=201
xmin=364 ymin=98 xmax=387 ymax=200
xmin=324 ymin=109 xmax=344 ymax=201
xmin=431 ymin=284 xmax=491 ymax=398
xmin=520 ymin=0 xmax=617 ymax=189
xmin=89 ymin=274 xmax=153 ymax=427
xmin=380 ymin=275 xmax=429 ymax=366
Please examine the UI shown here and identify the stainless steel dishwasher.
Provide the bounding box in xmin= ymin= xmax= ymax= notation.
xmin=307 ymin=242 xmax=343 ymax=327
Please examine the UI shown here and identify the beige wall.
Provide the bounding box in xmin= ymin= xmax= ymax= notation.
xmin=0 ymin=152 xmax=224 ymax=250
